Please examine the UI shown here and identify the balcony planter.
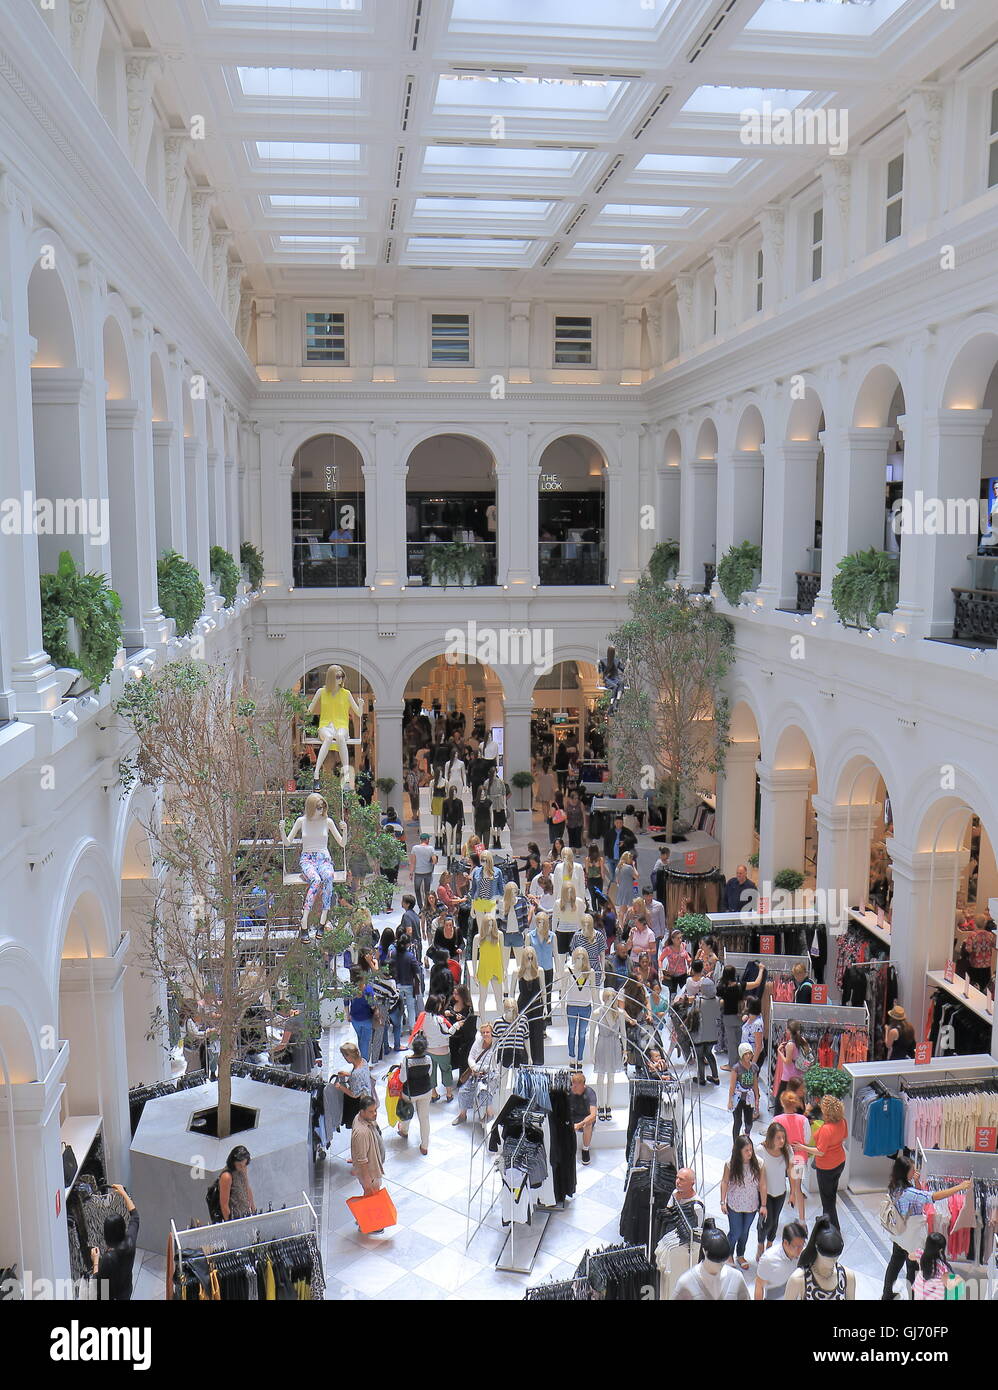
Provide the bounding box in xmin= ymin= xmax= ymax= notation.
xmin=426 ymin=541 xmax=486 ymax=588
xmin=648 ymin=540 xmax=680 ymax=584
xmin=716 ymin=542 xmax=763 ymax=605
xmin=239 ymin=540 xmax=264 ymax=591
xmin=40 ymin=550 xmax=123 ymax=691
xmin=209 ymin=545 xmax=240 ymax=608
xmin=830 ymin=549 xmax=899 ymax=629
xmin=157 ymin=550 xmax=205 ymax=638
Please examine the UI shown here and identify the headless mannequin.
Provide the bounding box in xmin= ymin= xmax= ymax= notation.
xmin=308 ymin=665 xmax=364 ymax=790
xmin=431 ymin=773 xmax=446 ymax=844
xmin=785 ymin=1253 xmax=856 ymax=1301
xmin=282 ymin=796 xmax=347 ymax=931
xmin=444 ymin=754 xmax=467 ymax=795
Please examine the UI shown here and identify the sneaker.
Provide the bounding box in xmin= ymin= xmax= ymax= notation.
xmin=581 ymin=1149 xmax=591 ymax=1165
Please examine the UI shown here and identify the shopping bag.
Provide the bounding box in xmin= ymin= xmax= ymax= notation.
xmin=347 ymin=1187 xmax=397 ymax=1233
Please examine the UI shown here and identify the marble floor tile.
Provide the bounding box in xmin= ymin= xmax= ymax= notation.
xmin=411 ymin=1205 xmax=469 ymax=1245
xmin=411 ymin=1244 xmax=486 ymax=1293
xmin=338 ymin=1251 xmax=411 ymax=1295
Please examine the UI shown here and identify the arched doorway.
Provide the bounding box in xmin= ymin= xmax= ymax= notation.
xmin=537 ymin=435 xmax=606 ymax=585
xmin=771 ymin=387 xmax=824 ymax=613
xmin=291 ymin=433 xmax=366 ymax=587
xmin=405 ymin=434 xmax=496 ymax=587
xmin=530 ymin=660 xmax=601 ymax=765
xmin=760 ymin=723 xmax=817 ymax=887
xmin=719 ymin=701 xmax=761 ymax=878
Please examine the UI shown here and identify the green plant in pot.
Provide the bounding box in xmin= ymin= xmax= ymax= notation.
xmin=427 ymin=541 xmax=486 ymax=588
xmin=716 ymin=541 xmax=763 ymax=605
xmin=40 ymin=549 xmax=123 ymax=690
xmin=510 ymin=770 xmax=535 ymax=811
xmin=773 ymin=868 xmax=805 ymax=893
xmin=675 ymin=911 xmax=713 ymax=944
xmin=802 ymin=1063 xmax=851 ymax=1100
xmin=375 ymin=777 xmax=396 ymax=799
xmin=748 ymin=852 xmax=759 ymax=869
xmin=210 ymin=545 xmax=240 ymax=607
xmin=240 ymin=541 xmax=264 ymax=591
xmin=830 ymin=548 xmax=899 ymax=629
xmin=157 ymin=550 xmax=205 ymax=638
xmin=648 ymin=540 xmax=680 ymax=585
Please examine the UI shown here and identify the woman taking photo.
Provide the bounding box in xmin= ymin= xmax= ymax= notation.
xmin=799 ymin=1094 xmax=849 ymax=1231
xmin=720 ymin=1135 xmax=766 ymax=1271
xmin=756 ymin=1122 xmax=791 ymax=1258
xmin=880 ymin=1154 xmax=970 ymax=1299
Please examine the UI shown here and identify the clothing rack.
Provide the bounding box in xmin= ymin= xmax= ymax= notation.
xmin=915 ymin=1140 xmax=998 ymax=1180
xmin=724 ymin=952 xmax=810 ymax=976
xmin=495 ymin=1084 xmax=552 ymax=1275
xmin=170 ymin=1193 xmax=318 ymax=1284
xmin=767 ymin=1001 xmax=869 ymax=1106
xmin=900 ymin=1075 xmax=998 ymax=1097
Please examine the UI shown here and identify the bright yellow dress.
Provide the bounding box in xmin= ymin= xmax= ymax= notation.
xmin=477 ymin=937 xmax=503 ymax=985
xmin=318 ymin=686 xmax=351 ymax=730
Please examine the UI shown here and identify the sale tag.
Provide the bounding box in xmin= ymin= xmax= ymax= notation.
xmin=758 ymin=897 xmax=770 ymax=914
xmin=813 ymin=984 xmax=828 ymax=1004
xmin=684 ymin=850 xmax=697 ymax=867
xmin=944 ymin=959 xmax=955 ymax=983
xmin=974 ymin=1127 xmax=997 ymax=1153
xmin=915 ymin=1042 xmax=933 ymax=1065
xmin=760 ymin=934 xmax=775 ymax=954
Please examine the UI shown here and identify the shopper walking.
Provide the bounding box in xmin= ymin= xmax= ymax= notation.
xmin=690 ymin=975 xmax=721 ymax=1086
xmin=350 ymin=1096 xmax=385 ymax=1199
xmin=388 ymin=926 xmax=424 ymax=1038
xmin=397 ymin=1036 xmax=433 ymax=1155
xmin=799 ymin=1094 xmax=848 ymax=1232
xmin=659 ymin=929 xmax=691 ymax=995
xmin=408 ymin=832 xmax=438 ymax=911
xmin=720 ymin=1135 xmax=766 ymax=1270
xmin=718 ymin=965 xmax=744 ymax=1071
xmin=756 ymin=1122 xmax=791 ymax=1257
xmin=585 ymin=840 xmax=607 ymax=910
xmin=754 ymin=1220 xmax=808 ymax=1301
xmin=421 ymin=994 xmax=455 ymax=1103
xmin=614 ymin=851 xmax=639 ymax=909
xmin=727 ymin=1043 xmax=761 ymax=1143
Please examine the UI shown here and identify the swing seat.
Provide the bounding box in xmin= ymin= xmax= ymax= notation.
xmin=284 ymin=870 xmax=348 ymax=886
xmin=303 ymin=736 xmax=362 ymax=746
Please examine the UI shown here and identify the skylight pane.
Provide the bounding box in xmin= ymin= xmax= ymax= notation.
xmin=435 ymin=75 xmax=620 ymax=114
xmin=269 ymin=195 xmax=360 ymax=209
xmin=279 ymin=235 xmax=361 ymax=246
xmin=450 ymin=0 xmax=660 ymax=29
xmin=601 ymin=203 xmax=690 ymax=217
xmin=407 ymin=237 xmax=530 ymax=252
xmin=682 ymin=86 xmax=811 ymax=114
xmin=423 ymin=146 xmax=580 ymax=170
xmin=256 ymin=141 xmax=360 ymax=161
xmin=412 ymin=196 xmax=554 ymax=218
xmin=221 ymin=0 xmax=362 ymax=7
xmin=636 ymin=153 xmax=740 ymax=174
xmin=237 ymin=68 xmax=360 ymax=100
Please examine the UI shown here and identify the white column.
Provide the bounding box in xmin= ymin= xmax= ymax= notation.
xmin=712 ymin=245 xmax=735 ymax=333
xmin=183 ymin=436 xmax=210 ymax=584
xmin=757 ymin=765 xmax=812 ymax=884
xmin=0 ymin=1046 xmax=72 ymax=1286
xmin=59 ymin=942 xmax=132 ymax=1183
xmin=124 ymin=51 xmax=163 ymax=171
xmin=129 ymin=310 xmax=168 ymax=645
xmin=658 ymin=462 xmax=682 ymax=552
xmin=637 ymin=426 xmax=658 ymax=572
xmin=151 ymin=422 xmax=177 ymax=555
xmin=757 ymin=441 xmax=821 ymax=611
xmin=120 ymin=881 xmax=171 ymax=1088
xmin=376 ymin=708 xmax=404 ymax=798
xmin=494 ymin=459 xmax=511 ymax=587
xmin=106 ymin=401 xmax=164 ymax=647
xmin=373 ymin=423 xmax=404 ymax=589
xmin=613 ymin=425 xmax=641 ymax=585
xmin=502 ymin=702 xmax=533 ymax=803
xmin=895 ymin=410 xmax=991 ymax=639
xmin=504 ymin=426 xmax=532 ymax=588
xmin=717 ymin=742 xmax=759 ymax=878
xmin=815 ymin=428 xmax=895 ymax=614
xmin=372 ymin=300 xmax=396 ymax=383
xmin=29 ymin=368 xmax=90 ymax=575
xmin=254 ymin=297 xmax=277 ymax=373
xmin=758 ymin=205 xmax=786 ymax=309
xmin=888 ymin=841 xmax=968 ymax=1036
xmin=620 ymin=303 xmax=642 ymax=386
xmin=509 ymin=302 xmax=531 ymax=385
xmin=901 ymin=85 xmax=945 ymax=228
xmin=677 ymin=460 xmax=717 ymax=591
xmin=813 ymin=796 xmax=881 ymax=909
xmin=819 ymin=158 xmax=853 ymax=277
xmin=675 ymin=274 xmax=695 ymax=354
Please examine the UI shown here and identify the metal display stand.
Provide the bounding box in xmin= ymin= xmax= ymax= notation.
xmin=170 ymin=1192 xmax=319 ymax=1288
xmin=725 ymin=951 xmax=811 ymax=979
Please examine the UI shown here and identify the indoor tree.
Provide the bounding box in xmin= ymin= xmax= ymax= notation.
xmin=608 ymin=575 xmax=734 ymax=843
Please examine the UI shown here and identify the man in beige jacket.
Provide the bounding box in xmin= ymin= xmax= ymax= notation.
xmin=350 ymin=1096 xmax=385 ymax=1197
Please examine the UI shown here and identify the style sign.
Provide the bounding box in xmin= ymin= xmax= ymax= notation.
xmin=759 ymin=935 xmax=775 ymax=954
xmin=914 ymin=1042 xmax=933 ymax=1065
xmin=974 ymin=1127 xmax=997 ymax=1153
xmin=813 ymin=984 xmax=828 ymax=1004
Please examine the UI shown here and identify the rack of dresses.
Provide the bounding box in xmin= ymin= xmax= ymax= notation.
xmin=839 ymin=959 xmax=897 ymax=1058
xmin=707 ymin=912 xmax=827 ymax=959
xmin=169 ymin=1195 xmax=323 ymax=1301
xmin=914 ymin=1141 xmax=998 ymax=1269
xmin=575 ymin=1242 xmax=657 ymax=1300
xmin=766 ymin=1002 xmax=869 ymax=1106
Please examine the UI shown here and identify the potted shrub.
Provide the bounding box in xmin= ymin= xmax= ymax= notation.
xmin=716 ymin=541 xmax=763 ymax=605
xmin=748 ymin=852 xmax=759 ymax=869
xmin=40 ymin=550 xmax=123 ymax=691
xmin=210 ymin=545 xmax=240 ymax=608
xmin=675 ymin=911 xmax=713 ymax=945
xmin=830 ymin=548 xmax=899 ymax=629
xmin=427 ymin=541 xmax=486 ymax=588
xmin=375 ymin=777 xmax=396 ymax=801
xmin=510 ymin=770 xmax=535 ymax=832
xmin=773 ymin=868 xmax=805 ymax=893
xmin=648 ymin=540 xmax=680 ymax=585
xmin=239 ymin=541 xmax=264 ymax=591
xmin=802 ymin=1064 xmax=852 ymax=1100
xmin=157 ymin=550 xmax=205 ymax=638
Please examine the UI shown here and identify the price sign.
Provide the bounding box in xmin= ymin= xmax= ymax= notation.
xmin=876 ymin=907 xmax=886 ymax=927
xmin=944 ymin=959 xmax=955 ymax=983
xmin=974 ymin=1127 xmax=997 ymax=1153
xmin=760 ymin=935 xmax=775 ymax=954
xmin=813 ymin=984 xmax=828 ymax=1004
xmin=914 ymin=1042 xmax=933 ymax=1065
xmin=684 ymin=850 xmax=697 ymax=867
xmin=758 ymin=897 xmax=770 ymax=915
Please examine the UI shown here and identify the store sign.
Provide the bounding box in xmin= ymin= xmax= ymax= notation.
xmin=974 ymin=1127 xmax=997 ymax=1153
xmin=813 ymin=985 xmax=828 ymax=1004
xmin=943 ymin=959 xmax=955 ymax=983
xmin=914 ymin=1042 xmax=933 ymax=1065
xmin=684 ymin=850 xmax=697 ymax=867
xmin=539 ymin=473 xmax=562 ymax=492
xmin=759 ymin=935 xmax=775 ymax=954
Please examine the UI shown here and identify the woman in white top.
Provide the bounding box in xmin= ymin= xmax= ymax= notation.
xmin=756 ymin=1122 xmax=792 ymax=1260
xmin=563 ymin=946 xmax=599 ymax=1067
xmin=281 ymin=792 xmax=347 ymax=931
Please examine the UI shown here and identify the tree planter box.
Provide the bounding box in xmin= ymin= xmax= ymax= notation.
xmin=513 ymin=809 xmax=533 ymax=834
xmin=128 ymin=1076 xmax=311 ymax=1253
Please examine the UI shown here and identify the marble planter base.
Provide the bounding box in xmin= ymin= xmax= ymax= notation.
xmin=129 ymin=1076 xmax=311 ymax=1253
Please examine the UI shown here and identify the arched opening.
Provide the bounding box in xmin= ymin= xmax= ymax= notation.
xmin=658 ymin=429 xmax=682 ymax=562
xmin=149 ymin=351 xmax=177 ymax=559
xmin=119 ymin=817 xmax=172 ymax=1089
xmin=291 ymin=434 xmax=366 ymax=587
xmin=537 ymin=435 xmax=606 ymax=586
xmin=719 ymin=701 xmax=761 ymax=879
xmin=294 ymin=661 xmax=376 ymax=783
xmin=103 ymin=314 xmax=143 ymax=645
xmin=850 ymin=369 xmax=906 ymax=556
xmin=530 ymin=660 xmax=602 ymax=767
xmin=828 ymin=756 xmax=896 ymax=960
xmin=720 ymin=406 xmax=765 ymax=576
xmin=405 ymin=434 xmax=497 ymax=587
xmin=760 ymin=723 xmax=817 ymax=887
xmin=780 ymin=388 xmax=825 ymax=613
xmin=684 ymin=418 xmax=718 ymax=591
xmin=28 ymin=259 xmax=86 ymax=576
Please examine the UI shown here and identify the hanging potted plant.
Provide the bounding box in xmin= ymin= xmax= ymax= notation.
xmin=716 ymin=541 xmax=763 ymax=605
xmin=239 ymin=541 xmax=264 ymax=591
xmin=210 ymin=545 xmax=240 ymax=608
xmin=157 ymin=550 xmax=206 ymax=638
xmin=648 ymin=540 xmax=680 ymax=585
xmin=830 ymin=548 xmax=899 ymax=629
xmin=40 ymin=550 xmax=123 ymax=692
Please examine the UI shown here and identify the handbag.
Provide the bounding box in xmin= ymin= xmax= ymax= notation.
xmin=62 ymin=1143 xmax=78 ymax=1188
xmin=396 ymin=1096 xmax=414 ymax=1122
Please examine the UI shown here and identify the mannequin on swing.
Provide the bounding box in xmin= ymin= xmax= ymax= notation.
xmin=281 ymin=792 xmax=348 ymax=933
xmin=308 ymin=664 xmax=365 ymax=791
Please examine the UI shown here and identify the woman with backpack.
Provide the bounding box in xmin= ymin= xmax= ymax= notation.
xmin=775 ymin=1020 xmax=812 ymax=1112
xmin=880 ymin=1154 xmax=970 ymax=1300
xmin=397 ymin=1036 xmax=434 ymax=1155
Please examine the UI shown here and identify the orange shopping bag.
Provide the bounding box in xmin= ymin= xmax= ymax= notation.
xmin=347 ymin=1187 xmax=398 ymax=1234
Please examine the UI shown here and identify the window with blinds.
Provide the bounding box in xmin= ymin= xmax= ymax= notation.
xmin=305 ymin=311 xmax=347 ymax=363
xmin=430 ymin=313 xmax=471 ymax=364
xmin=554 ymin=314 xmax=593 ymax=365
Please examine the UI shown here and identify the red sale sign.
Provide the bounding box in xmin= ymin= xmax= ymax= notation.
xmin=944 ymin=960 xmax=955 ymax=983
xmin=758 ymin=897 xmax=770 ymax=914
xmin=813 ymin=984 xmax=828 ymax=1004
xmin=759 ymin=935 xmax=775 ymax=954
xmin=684 ymin=850 xmax=697 ymax=867
xmin=915 ymin=1042 xmax=933 ymax=1065
xmin=974 ymin=1127 xmax=997 ymax=1153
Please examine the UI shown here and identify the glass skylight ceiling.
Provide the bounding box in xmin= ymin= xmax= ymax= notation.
xmin=220 ymin=0 xmax=362 ymax=7
xmin=401 ymin=236 xmax=533 ymax=267
xmin=422 ymin=146 xmax=584 ymax=173
xmin=434 ymin=75 xmax=623 ymax=116
xmin=412 ymin=196 xmax=555 ymax=221
xmin=449 ymin=0 xmax=668 ymax=32
xmin=682 ymin=86 xmax=812 ymax=115
xmin=254 ymin=141 xmax=360 ymax=162
xmin=236 ymin=68 xmax=360 ymax=100
xmin=636 ymin=153 xmax=742 ymax=175
xmin=268 ymin=195 xmax=361 ymax=210
xmin=600 ymin=204 xmax=691 ymax=219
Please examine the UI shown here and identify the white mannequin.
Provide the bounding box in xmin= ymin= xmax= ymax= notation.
xmin=307 ymin=664 xmax=365 ymax=790
xmin=785 ymin=1219 xmax=856 ymax=1300
xmin=592 ymin=989 xmax=627 ymax=1119
xmin=444 ymin=753 xmax=467 ymax=794
xmin=553 ymin=847 xmax=586 ymax=900
xmin=673 ymin=1228 xmax=749 ymax=1300
xmin=281 ymin=792 xmax=347 ymax=931
xmin=785 ymin=1253 xmax=856 ymax=1301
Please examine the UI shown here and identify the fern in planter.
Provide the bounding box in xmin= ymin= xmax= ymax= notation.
xmin=157 ymin=550 xmax=205 ymax=637
xmin=716 ymin=541 xmax=763 ymax=605
xmin=40 ymin=550 xmax=122 ymax=690
xmin=210 ymin=545 xmax=240 ymax=607
xmin=830 ymin=548 xmax=899 ymax=629
xmin=427 ymin=541 xmax=486 ymax=588
xmin=773 ymin=868 xmax=805 ymax=893
xmin=648 ymin=540 xmax=680 ymax=585
xmin=239 ymin=541 xmax=264 ymax=591
xmin=511 ymin=770 xmax=535 ymax=811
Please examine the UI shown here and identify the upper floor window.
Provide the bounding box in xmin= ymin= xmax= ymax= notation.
xmin=988 ymin=88 xmax=998 ymax=189
xmin=885 ymin=153 xmax=904 ymax=242
xmin=810 ymin=207 xmax=823 ymax=283
xmin=755 ymin=248 xmax=764 ymax=312
xmin=305 ymin=311 xmax=347 ymax=363
xmin=430 ymin=313 xmax=471 ymax=364
xmin=554 ymin=315 xmax=593 ymax=366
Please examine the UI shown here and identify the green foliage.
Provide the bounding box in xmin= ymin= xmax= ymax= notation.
xmin=511 ymin=771 xmax=535 ymax=789
xmin=426 ymin=541 xmax=487 ymax=587
xmin=648 ymin=539 xmax=680 ymax=585
xmin=375 ymin=777 xmax=396 ymax=798
xmin=748 ymin=852 xmax=760 ymax=869
xmin=830 ymin=548 xmax=899 ymax=629
xmin=716 ymin=541 xmax=763 ymax=605
xmin=40 ymin=550 xmax=122 ymax=689
xmin=802 ymin=1064 xmax=852 ymax=1100
xmin=157 ymin=549 xmax=205 ymax=637
xmin=675 ymin=911 xmax=713 ymax=942
xmin=774 ymin=868 xmax=805 ymax=892
xmin=240 ymin=540 xmax=264 ymax=590
xmin=210 ymin=545 xmax=240 ymax=607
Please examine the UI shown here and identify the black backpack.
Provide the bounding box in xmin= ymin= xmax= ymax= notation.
xmin=205 ymin=1177 xmax=223 ymax=1223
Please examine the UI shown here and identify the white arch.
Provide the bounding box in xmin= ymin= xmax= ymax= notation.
xmin=279 ymin=422 xmax=373 ymax=474
xmin=45 ymin=837 xmax=118 ymax=998
xmin=935 ymin=312 xmax=998 ymax=411
xmin=849 ymin=357 xmax=908 ymax=429
xmin=530 ymin=426 xmax=616 ymax=470
xmin=734 ymin=400 xmax=766 ymax=452
xmin=25 ymin=227 xmax=85 ymax=368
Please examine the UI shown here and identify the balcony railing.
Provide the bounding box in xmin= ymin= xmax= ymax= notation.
xmin=538 ymin=540 xmax=606 ymax=586
xmin=952 ymin=587 xmax=998 ymax=647
xmin=406 ymin=541 xmax=497 ymax=588
xmin=795 ymin=571 xmax=821 ymax=614
xmin=293 ymin=539 xmax=365 ymax=588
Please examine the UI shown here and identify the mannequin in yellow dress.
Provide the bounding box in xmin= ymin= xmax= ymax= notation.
xmin=307 ymin=665 xmax=365 ymax=790
xmin=471 ymin=914 xmax=505 ymax=1020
